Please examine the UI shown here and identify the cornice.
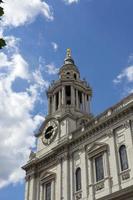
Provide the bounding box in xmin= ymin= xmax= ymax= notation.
xmin=47 ymin=79 xmax=92 ymax=95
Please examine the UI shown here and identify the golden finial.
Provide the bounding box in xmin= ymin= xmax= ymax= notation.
xmin=66 ymin=48 xmax=71 ymax=57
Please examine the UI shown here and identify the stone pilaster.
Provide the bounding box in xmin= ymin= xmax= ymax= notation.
xmin=81 ymin=148 xmax=88 ymax=199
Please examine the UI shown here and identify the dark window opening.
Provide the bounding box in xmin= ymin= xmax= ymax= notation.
xmin=66 ymin=72 xmax=70 ymax=75
xmin=56 ymin=92 xmax=59 ymax=110
xmin=95 ymin=155 xmax=104 ymax=182
xmin=65 ymin=86 xmax=71 ymax=105
xmin=75 ymin=89 xmax=76 ymax=106
xmin=78 ymin=91 xmax=82 ymax=110
xmin=76 ymin=167 xmax=81 ymax=191
xmin=119 ymin=145 xmax=129 ymax=171
xmin=74 ymin=73 xmax=77 ymax=80
xmin=50 ymin=97 xmax=52 ymax=113
xmin=45 ymin=182 xmax=51 ymax=200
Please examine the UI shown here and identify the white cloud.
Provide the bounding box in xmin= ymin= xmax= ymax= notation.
xmin=64 ymin=0 xmax=79 ymax=4
xmin=2 ymin=0 xmax=53 ymax=27
xmin=113 ymin=66 xmax=133 ymax=84
xmin=45 ymin=63 xmax=59 ymax=75
xmin=0 ymin=0 xmax=54 ymax=189
xmin=0 ymin=48 xmax=48 ymax=188
xmin=51 ymin=42 xmax=58 ymax=52
xmin=113 ymin=54 xmax=133 ymax=95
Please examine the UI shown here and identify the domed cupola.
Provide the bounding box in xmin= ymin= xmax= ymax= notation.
xmin=47 ymin=49 xmax=92 ymax=119
xmin=59 ymin=49 xmax=80 ymax=80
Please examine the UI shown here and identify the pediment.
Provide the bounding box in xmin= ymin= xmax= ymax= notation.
xmin=40 ymin=171 xmax=56 ymax=184
xmin=87 ymin=142 xmax=108 ymax=158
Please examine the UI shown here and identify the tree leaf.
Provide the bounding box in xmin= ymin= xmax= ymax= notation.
xmin=0 ymin=7 xmax=4 ymax=16
xmin=0 ymin=38 xmax=6 ymax=49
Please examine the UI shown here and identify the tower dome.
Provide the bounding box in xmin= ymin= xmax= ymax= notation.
xmin=59 ymin=49 xmax=80 ymax=80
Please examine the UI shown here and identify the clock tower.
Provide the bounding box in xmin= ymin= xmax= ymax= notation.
xmin=23 ymin=49 xmax=92 ymax=200
xmin=36 ymin=49 xmax=92 ymax=156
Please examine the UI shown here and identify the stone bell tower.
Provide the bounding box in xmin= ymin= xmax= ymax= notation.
xmin=35 ymin=48 xmax=92 ymax=154
xmin=47 ymin=48 xmax=92 ymax=119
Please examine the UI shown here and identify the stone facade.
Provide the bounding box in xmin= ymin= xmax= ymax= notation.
xmin=22 ymin=49 xmax=133 ymax=200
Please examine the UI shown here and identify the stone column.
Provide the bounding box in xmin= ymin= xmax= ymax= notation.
xmin=82 ymin=92 xmax=85 ymax=111
xmin=59 ymin=90 xmax=61 ymax=109
xmin=25 ymin=178 xmax=30 ymax=200
xmin=62 ymin=86 xmax=65 ymax=106
xmin=48 ymin=97 xmax=51 ymax=114
xmin=51 ymin=180 xmax=55 ymax=200
xmin=76 ymin=89 xmax=79 ymax=110
xmin=85 ymin=94 xmax=87 ymax=113
xmin=88 ymin=96 xmax=91 ymax=113
xmin=62 ymin=155 xmax=69 ymax=200
xmin=88 ymin=158 xmax=95 ymax=200
xmin=71 ymin=86 xmax=75 ymax=106
xmin=39 ymin=185 xmax=43 ymax=200
xmin=53 ymin=94 xmax=56 ymax=112
xmin=29 ymin=175 xmax=36 ymax=200
xmin=70 ymin=154 xmax=74 ymax=200
xmin=56 ymin=159 xmax=62 ymax=200
xmin=109 ymin=130 xmax=120 ymax=191
xmin=104 ymin=151 xmax=112 ymax=194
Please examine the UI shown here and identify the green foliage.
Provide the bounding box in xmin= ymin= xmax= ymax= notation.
xmin=0 ymin=6 xmax=4 ymax=16
xmin=0 ymin=1 xmax=6 ymax=49
xmin=0 ymin=38 xmax=6 ymax=49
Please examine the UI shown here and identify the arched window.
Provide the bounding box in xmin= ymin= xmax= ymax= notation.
xmin=119 ymin=145 xmax=129 ymax=171
xmin=76 ymin=167 xmax=81 ymax=191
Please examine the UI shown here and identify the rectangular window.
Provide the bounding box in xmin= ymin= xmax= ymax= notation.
xmin=95 ymin=155 xmax=104 ymax=182
xmin=65 ymin=86 xmax=71 ymax=105
xmin=45 ymin=182 xmax=51 ymax=200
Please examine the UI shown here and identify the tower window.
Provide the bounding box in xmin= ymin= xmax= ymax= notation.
xmin=95 ymin=155 xmax=104 ymax=182
xmin=76 ymin=167 xmax=81 ymax=191
xmin=56 ymin=92 xmax=59 ymax=110
xmin=78 ymin=91 xmax=82 ymax=110
xmin=119 ymin=145 xmax=129 ymax=171
xmin=65 ymin=86 xmax=71 ymax=105
xmin=74 ymin=73 xmax=77 ymax=80
xmin=45 ymin=182 xmax=51 ymax=200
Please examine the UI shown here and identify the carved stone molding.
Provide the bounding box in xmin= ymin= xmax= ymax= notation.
xmin=124 ymin=120 xmax=130 ymax=129
xmin=120 ymin=169 xmax=130 ymax=181
xmin=95 ymin=181 xmax=104 ymax=191
xmin=75 ymin=191 xmax=82 ymax=200
xmin=107 ymin=129 xmax=113 ymax=138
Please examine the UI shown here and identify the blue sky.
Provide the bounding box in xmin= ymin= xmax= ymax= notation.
xmin=0 ymin=0 xmax=133 ymax=199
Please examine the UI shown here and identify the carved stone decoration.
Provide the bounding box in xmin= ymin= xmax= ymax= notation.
xmin=124 ymin=120 xmax=130 ymax=129
xmin=107 ymin=129 xmax=113 ymax=138
xmin=29 ymin=151 xmax=36 ymax=160
xmin=75 ymin=191 xmax=82 ymax=200
xmin=121 ymin=171 xmax=130 ymax=181
xmin=95 ymin=181 xmax=104 ymax=191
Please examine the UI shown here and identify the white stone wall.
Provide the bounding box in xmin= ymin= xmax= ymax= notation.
xmin=25 ymin=118 xmax=133 ymax=200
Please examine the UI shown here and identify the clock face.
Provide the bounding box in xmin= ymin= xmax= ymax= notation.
xmin=42 ymin=119 xmax=58 ymax=145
